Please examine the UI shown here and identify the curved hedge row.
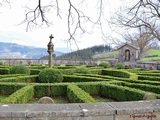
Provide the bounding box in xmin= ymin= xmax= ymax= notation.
xmin=3 ymin=85 xmax=34 ymax=104
xmin=101 ymin=69 xmax=131 ymax=78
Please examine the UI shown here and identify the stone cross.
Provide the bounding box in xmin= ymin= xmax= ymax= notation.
xmin=49 ymin=34 xmax=54 ymax=42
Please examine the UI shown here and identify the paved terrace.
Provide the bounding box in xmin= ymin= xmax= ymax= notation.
xmin=0 ymin=100 xmax=160 ymax=120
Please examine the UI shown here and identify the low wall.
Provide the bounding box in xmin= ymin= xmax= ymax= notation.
xmin=0 ymin=100 xmax=160 ymax=120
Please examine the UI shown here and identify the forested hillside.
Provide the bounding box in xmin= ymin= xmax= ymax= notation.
xmin=56 ymin=44 xmax=111 ymax=59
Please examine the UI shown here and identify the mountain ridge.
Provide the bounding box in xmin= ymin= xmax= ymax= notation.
xmin=0 ymin=42 xmax=67 ymax=59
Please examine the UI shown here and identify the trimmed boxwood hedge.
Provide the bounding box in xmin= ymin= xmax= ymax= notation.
xmin=77 ymin=82 xmax=101 ymax=95
xmin=0 ymin=68 xmax=9 ymax=74
xmin=101 ymin=69 xmax=131 ymax=78
xmin=0 ymin=83 xmax=25 ymax=96
xmin=67 ymin=84 xmax=96 ymax=103
xmin=3 ymin=85 xmax=34 ymax=104
xmin=100 ymin=83 xmax=147 ymax=101
xmin=9 ymin=65 xmax=30 ymax=75
xmin=138 ymin=75 xmax=160 ymax=82
xmin=34 ymin=83 xmax=68 ymax=98
xmin=0 ymin=75 xmax=38 ymax=83
xmin=115 ymin=81 xmax=160 ymax=98
xmin=63 ymin=75 xmax=111 ymax=82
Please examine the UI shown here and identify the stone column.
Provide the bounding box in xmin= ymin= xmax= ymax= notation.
xmin=47 ymin=34 xmax=54 ymax=68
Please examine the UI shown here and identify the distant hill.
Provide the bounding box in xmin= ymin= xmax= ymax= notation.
xmin=54 ymin=44 xmax=112 ymax=60
xmin=0 ymin=42 xmax=64 ymax=59
xmin=93 ymin=50 xmax=118 ymax=60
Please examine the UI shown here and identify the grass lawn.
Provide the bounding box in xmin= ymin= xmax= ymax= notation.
xmin=93 ymin=51 xmax=118 ymax=60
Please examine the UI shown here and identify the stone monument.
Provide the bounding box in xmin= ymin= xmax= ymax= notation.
xmin=47 ymin=34 xmax=54 ymax=68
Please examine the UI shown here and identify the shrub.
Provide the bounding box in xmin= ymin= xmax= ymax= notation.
xmin=38 ymin=68 xmax=63 ymax=83
xmin=101 ymin=69 xmax=131 ymax=78
xmin=0 ymin=68 xmax=9 ymax=74
xmin=99 ymin=62 xmax=110 ymax=68
xmin=74 ymin=66 xmax=91 ymax=74
xmin=67 ymin=84 xmax=96 ymax=103
xmin=4 ymin=85 xmax=34 ymax=104
xmin=9 ymin=65 xmax=30 ymax=75
xmin=59 ymin=69 xmax=74 ymax=75
xmin=0 ymin=62 xmax=3 ymax=65
xmin=115 ymin=63 xmax=125 ymax=69
xmin=30 ymin=69 xmax=41 ymax=75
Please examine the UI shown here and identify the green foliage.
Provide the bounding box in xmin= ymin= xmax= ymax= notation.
xmin=0 ymin=62 xmax=3 ymax=65
xmin=115 ymin=63 xmax=125 ymax=69
xmin=100 ymin=83 xmax=146 ymax=101
xmin=101 ymin=69 xmax=131 ymax=78
xmin=34 ymin=84 xmax=67 ymax=98
xmin=28 ymin=65 xmax=46 ymax=69
xmin=77 ymin=82 xmax=101 ymax=95
xmin=0 ymin=68 xmax=9 ymax=74
xmin=9 ymin=65 xmax=30 ymax=75
xmin=56 ymin=44 xmax=111 ymax=59
xmin=138 ymin=75 xmax=160 ymax=82
xmin=116 ymin=82 xmax=160 ymax=97
xmin=74 ymin=66 xmax=91 ymax=74
xmin=0 ymin=75 xmax=38 ymax=83
xmin=4 ymin=85 xmax=34 ymax=104
xmin=59 ymin=69 xmax=74 ymax=75
xmin=93 ymin=51 xmax=118 ymax=60
xmin=38 ymin=68 xmax=63 ymax=83
xmin=99 ymin=62 xmax=110 ymax=68
xmin=67 ymin=84 xmax=96 ymax=103
xmin=0 ymin=83 xmax=25 ymax=95
xmin=63 ymin=75 xmax=110 ymax=82
xmin=30 ymin=69 xmax=41 ymax=75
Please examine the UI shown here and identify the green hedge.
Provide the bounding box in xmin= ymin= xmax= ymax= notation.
xmin=0 ymin=75 xmax=38 ymax=83
xmin=100 ymin=83 xmax=146 ymax=101
xmin=138 ymin=75 xmax=160 ymax=82
xmin=117 ymin=82 xmax=160 ymax=97
xmin=101 ymin=69 xmax=131 ymax=78
xmin=3 ymin=85 xmax=34 ymax=104
xmin=0 ymin=74 xmax=24 ymax=79
xmin=30 ymin=69 xmax=41 ymax=75
xmin=0 ymin=83 xmax=25 ymax=95
xmin=77 ymin=82 xmax=101 ymax=95
xmin=67 ymin=84 xmax=96 ymax=103
xmin=0 ymin=68 xmax=9 ymax=74
xmin=59 ymin=69 xmax=74 ymax=75
xmin=9 ymin=65 xmax=30 ymax=75
xmin=28 ymin=65 xmax=47 ymax=69
xmin=138 ymin=73 xmax=160 ymax=77
xmin=34 ymin=83 xmax=68 ymax=98
xmin=63 ymin=75 xmax=111 ymax=82
xmin=55 ymin=66 xmax=76 ymax=69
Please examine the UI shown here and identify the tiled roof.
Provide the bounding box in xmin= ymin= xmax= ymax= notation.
xmin=117 ymin=43 xmax=139 ymax=50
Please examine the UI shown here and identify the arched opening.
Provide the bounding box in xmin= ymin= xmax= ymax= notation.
xmin=125 ymin=49 xmax=130 ymax=61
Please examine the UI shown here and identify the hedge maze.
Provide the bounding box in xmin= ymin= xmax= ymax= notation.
xmin=0 ymin=64 xmax=160 ymax=104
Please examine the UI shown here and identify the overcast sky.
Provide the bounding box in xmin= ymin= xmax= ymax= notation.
xmin=0 ymin=0 xmax=134 ymax=51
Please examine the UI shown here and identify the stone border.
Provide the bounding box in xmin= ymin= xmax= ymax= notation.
xmin=0 ymin=100 xmax=160 ymax=120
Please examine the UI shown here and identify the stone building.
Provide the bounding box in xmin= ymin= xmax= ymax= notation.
xmin=117 ymin=43 xmax=139 ymax=63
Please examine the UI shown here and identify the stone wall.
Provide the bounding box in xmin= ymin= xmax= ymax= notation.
xmin=1 ymin=58 xmax=160 ymax=70
xmin=0 ymin=100 xmax=160 ymax=120
xmin=0 ymin=58 xmax=115 ymax=66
